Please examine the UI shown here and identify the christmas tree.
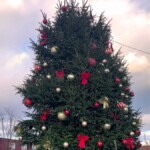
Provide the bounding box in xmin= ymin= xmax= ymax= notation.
xmin=16 ymin=0 xmax=142 ymax=149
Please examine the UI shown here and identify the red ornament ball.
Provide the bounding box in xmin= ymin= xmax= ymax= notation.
xmin=61 ymin=5 xmax=67 ymax=12
xmin=135 ymin=129 xmax=141 ymax=135
xmin=105 ymin=48 xmax=113 ymax=55
xmin=34 ymin=65 xmax=41 ymax=71
xmin=115 ymin=77 xmax=120 ymax=83
xmin=97 ymin=141 xmax=103 ymax=147
xmin=137 ymin=142 xmax=142 ymax=147
xmin=43 ymin=19 xmax=47 ymax=24
xmin=41 ymin=41 xmax=46 ymax=46
xmin=125 ymin=86 xmax=130 ymax=91
xmin=41 ymin=114 xmax=47 ymax=121
xmin=23 ymin=98 xmax=32 ymax=107
xmin=122 ymin=139 xmax=127 ymax=145
xmin=94 ymin=102 xmax=100 ymax=108
xmin=88 ymin=58 xmax=96 ymax=66
xmin=130 ymin=91 xmax=135 ymax=97
xmin=64 ymin=110 xmax=70 ymax=116
xmin=41 ymin=34 xmax=46 ymax=39
xmin=91 ymin=43 xmax=97 ymax=49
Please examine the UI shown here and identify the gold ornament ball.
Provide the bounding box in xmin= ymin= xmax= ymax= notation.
xmin=47 ymin=74 xmax=51 ymax=79
xmin=82 ymin=121 xmax=87 ymax=127
xmin=104 ymin=123 xmax=111 ymax=130
xmin=130 ymin=131 xmax=135 ymax=136
xmin=132 ymin=122 xmax=137 ymax=126
xmin=63 ymin=142 xmax=69 ymax=148
xmin=124 ymin=107 xmax=128 ymax=113
xmin=56 ymin=88 xmax=61 ymax=93
xmin=41 ymin=125 xmax=46 ymax=131
xmin=67 ymin=74 xmax=75 ymax=81
xmin=51 ymin=46 xmax=58 ymax=54
xmin=58 ymin=112 xmax=67 ymax=120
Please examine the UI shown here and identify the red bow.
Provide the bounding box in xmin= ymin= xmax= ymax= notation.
xmin=126 ymin=138 xmax=135 ymax=149
xmin=55 ymin=70 xmax=64 ymax=78
xmin=77 ymin=134 xmax=89 ymax=149
xmin=81 ymin=71 xmax=90 ymax=85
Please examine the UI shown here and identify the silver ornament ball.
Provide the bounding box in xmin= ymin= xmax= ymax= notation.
xmin=102 ymin=59 xmax=107 ymax=63
xmin=41 ymin=125 xmax=46 ymax=131
xmin=104 ymin=123 xmax=111 ymax=130
xmin=130 ymin=131 xmax=135 ymax=136
xmin=104 ymin=69 xmax=110 ymax=73
xmin=56 ymin=88 xmax=61 ymax=93
xmin=82 ymin=121 xmax=87 ymax=127
xmin=67 ymin=74 xmax=75 ymax=81
xmin=119 ymin=84 xmax=122 ymax=87
xmin=43 ymin=62 xmax=48 ymax=67
xmin=46 ymin=74 xmax=51 ymax=79
xmin=63 ymin=142 xmax=69 ymax=148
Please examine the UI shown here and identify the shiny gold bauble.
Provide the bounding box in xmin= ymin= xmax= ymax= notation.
xmin=56 ymin=87 xmax=61 ymax=93
xmin=57 ymin=112 xmax=67 ymax=120
xmin=51 ymin=46 xmax=58 ymax=54
xmin=41 ymin=125 xmax=46 ymax=131
xmin=103 ymin=123 xmax=111 ymax=130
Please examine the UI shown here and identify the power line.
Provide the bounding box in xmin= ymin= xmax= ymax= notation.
xmin=112 ymin=40 xmax=150 ymax=55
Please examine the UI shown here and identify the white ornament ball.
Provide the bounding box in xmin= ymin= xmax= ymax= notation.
xmin=123 ymin=77 xmax=127 ymax=81
xmin=46 ymin=74 xmax=51 ymax=79
xmin=119 ymin=84 xmax=122 ymax=87
xmin=124 ymin=107 xmax=128 ymax=113
xmin=102 ymin=59 xmax=107 ymax=63
xmin=104 ymin=123 xmax=111 ymax=130
xmin=132 ymin=122 xmax=137 ymax=126
xmin=41 ymin=125 xmax=46 ymax=131
xmin=67 ymin=74 xmax=75 ymax=81
xmin=100 ymin=63 xmax=104 ymax=66
xmin=125 ymin=95 xmax=129 ymax=98
xmin=43 ymin=62 xmax=48 ymax=67
xmin=118 ymin=68 xmax=124 ymax=72
xmin=58 ymin=112 xmax=67 ymax=120
xmin=121 ymin=93 xmax=125 ymax=96
xmin=51 ymin=46 xmax=58 ymax=54
xmin=32 ymin=127 xmax=35 ymax=130
xmin=63 ymin=142 xmax=69 ymax=148
xmin=104 ymin=69 xmax=110 ymax=73
xmin=82 ymin=121 xmax=87 ymax=127
xmin=36 ymin=132 xmax=40 ymax=136
xmin=56 ymin=88 xmax=61 ymax=93
xmin=130 ymin=131 xmax=135 ymax=136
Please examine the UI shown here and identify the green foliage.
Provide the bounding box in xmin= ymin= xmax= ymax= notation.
xmin=16 ymin=0 xmax=141 ymax=149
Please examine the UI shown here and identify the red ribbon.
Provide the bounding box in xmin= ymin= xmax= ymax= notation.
xmin=55 ymin=70 xmax=64 ymax=79
xmin=77 ymin=134 xmax=89 ymax=149
xmin=126 ymin=138 xmax=135 ymax=149
xmin=81 ymin=71 xmax=90 ymax=85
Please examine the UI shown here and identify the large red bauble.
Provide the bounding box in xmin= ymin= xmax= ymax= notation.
xmin=64 ymin=110 xmax=70 ymax=116
xmin=61 ymin=6 xmax=67 ymax=12
xmin=43 ymin=19 xmax=47 ymax=24
xmin=122 ymin=139 xmax=127 ymax=145
xmin=24 ymin=98 xmax=32 ymax=107
xmin=97 ymin=141 xmax=103 ymax=147
xmin=88 ymin=58 xmax=96 ymax=66
xmin=94 ymin=102 xmax=100 ymax=108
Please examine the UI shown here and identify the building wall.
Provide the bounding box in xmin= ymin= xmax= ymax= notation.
xmin=0 ymin=138 xmax=32 ymax=150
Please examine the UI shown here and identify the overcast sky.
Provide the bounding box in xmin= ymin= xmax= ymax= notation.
xmin=0 ymin=0 xmax=150 ymax=143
